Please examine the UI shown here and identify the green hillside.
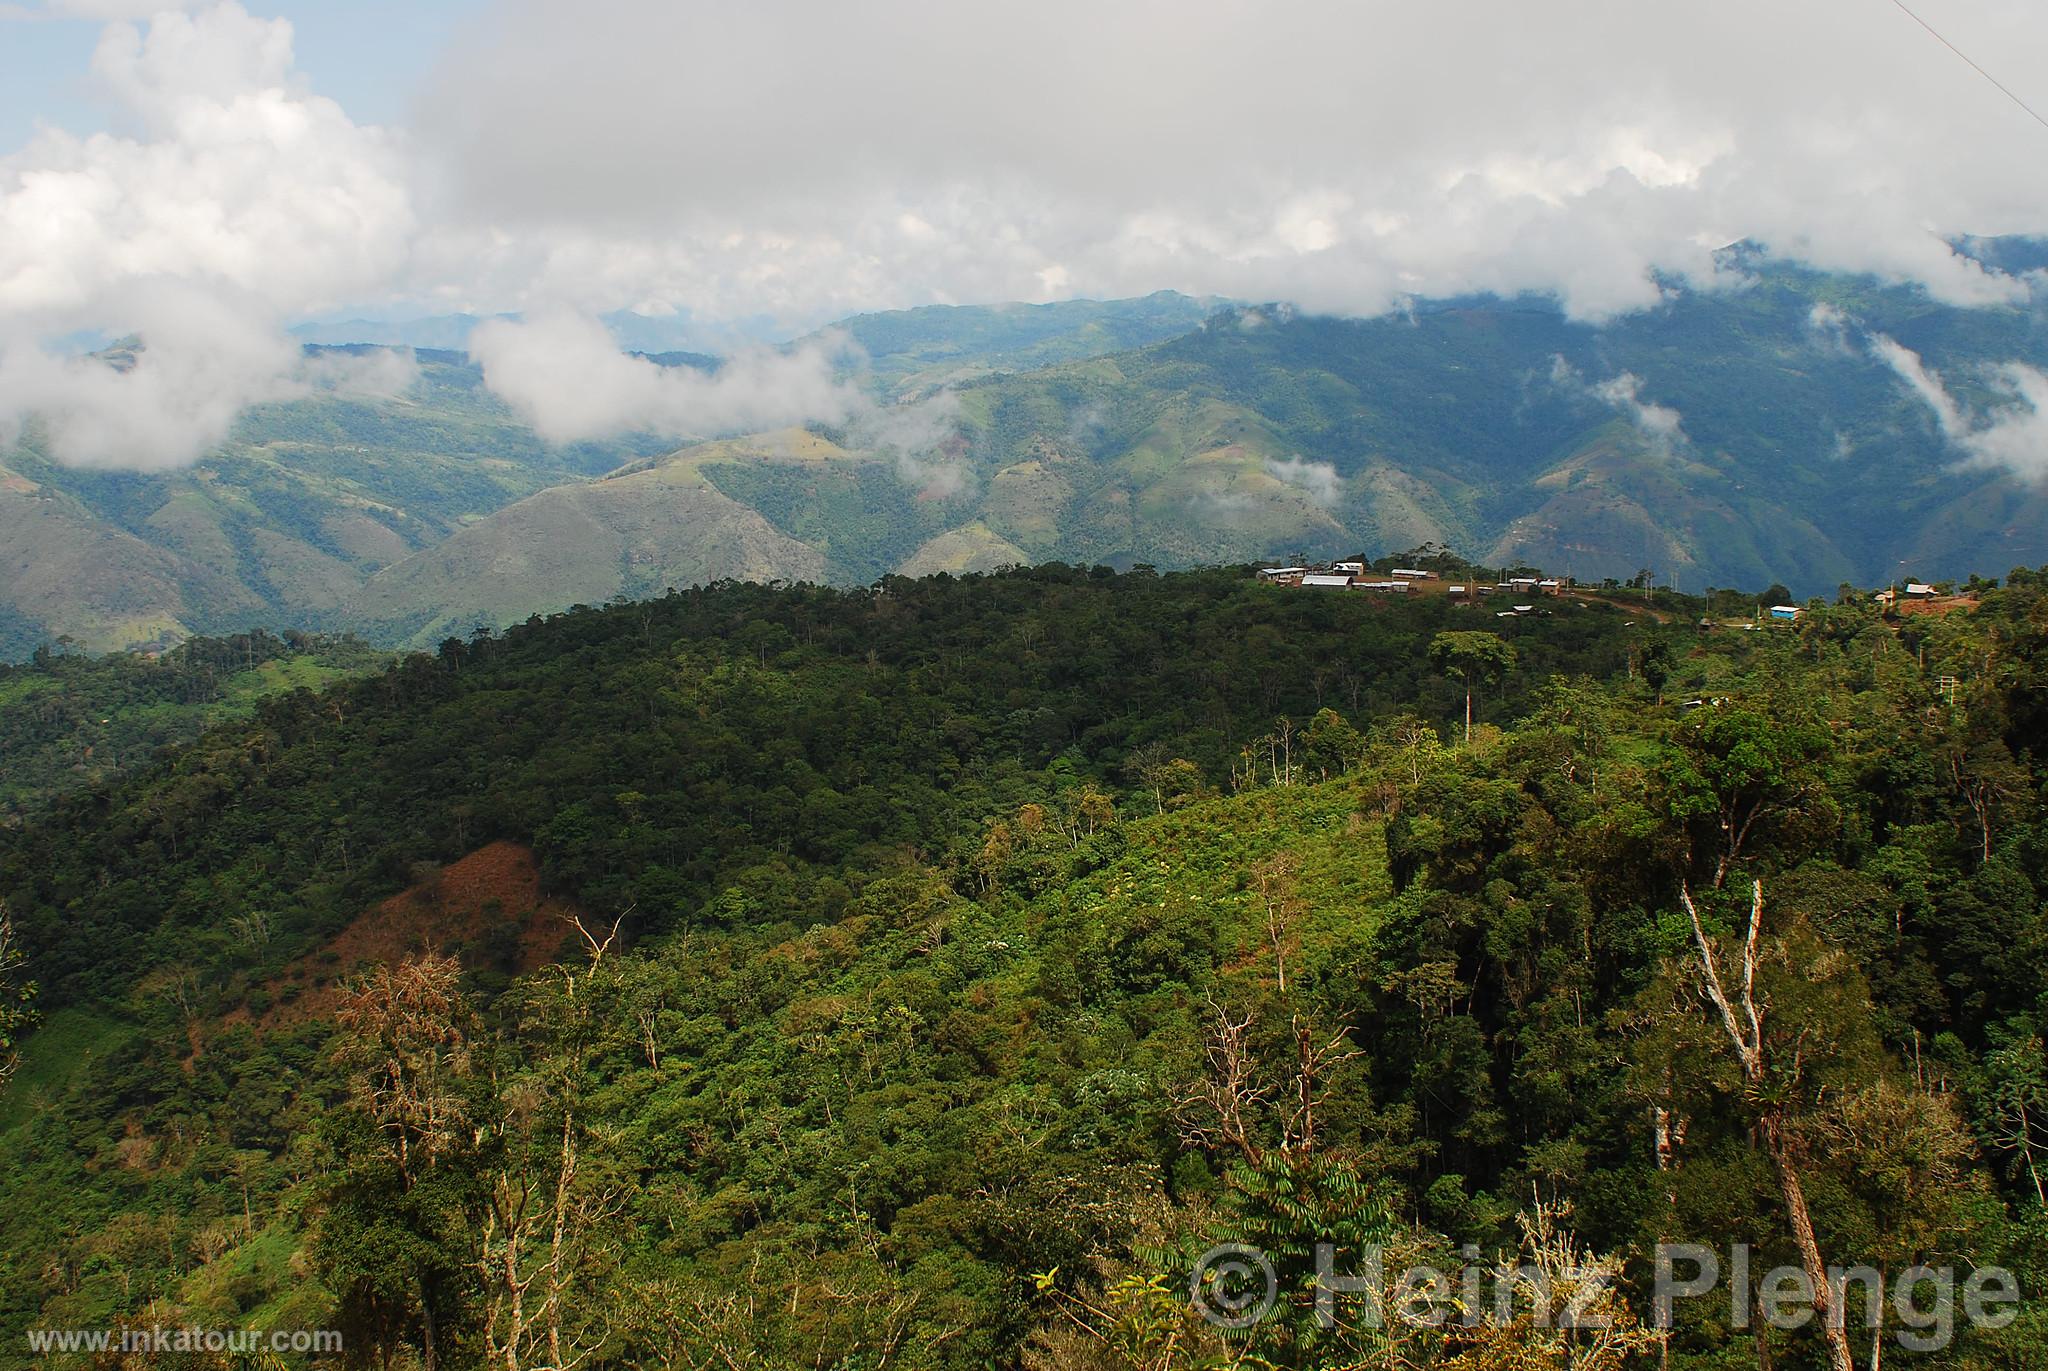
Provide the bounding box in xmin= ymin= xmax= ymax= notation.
xmin=810 ymin=290 xmax=1224 ymax=396
xmin=0 ymin=567 xmax=2045 ymax=1367
xmin=0 ymin=351 xmax=667 ymax=655
xmin=13 ymin=266 xmax=2048 ymax=657
xmin=0 ymin=631 xmax=391 ymax=821
xmin=343 ymin=259 xmax=2048 ymax=647
xmin=0 ymin=297 xmax=1235 ymax=658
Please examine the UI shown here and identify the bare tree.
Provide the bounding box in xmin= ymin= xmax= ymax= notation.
xmin=0 ymin=902 xmax=35 ymax=1089
xmin=333 ymin=953 xmax=474 ymax=1186
xmin=1172 ymin=997 xmax=1358 ymax=1167
xmin=1172 ymin=999 xmax=1271 ymax=1167
xmin=479 ymin=1111 xmax=619 ymax=1371
xmin=1682 ymin=881 xmax=1854 ymax=1371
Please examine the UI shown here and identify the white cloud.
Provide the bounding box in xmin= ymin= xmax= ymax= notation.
xmin=299 ymin=345 xmax=420 ymax=401
xmin=1549 ymin=356 xmax=1689 ymax=452
xmin=1870 ymin=334 xmax=1964 ymax=433
xmin=847 ymin=390 xmax=973 ymax=499
xmin=0 ymin=281 xmax=298 ymax=468
xmin=468 ymin=311 xmax=864 ymax=447
xmin=1871 ymin=333 xmax=2048 ymax=480
xmin=0 ymin=298 xmax=422 ymax=471
xmin=0 ymin=2 xmax=411 ymax=468
xmin=11 ymin=0 xmax=2048 ymax=469
xmin=1807 ymin=302 xmax=1856 ymax=353
xmin=406 ymin=0 xmax=2048 ymax=324
xmin=1263 ymin=455 xmax=1343 ymax=507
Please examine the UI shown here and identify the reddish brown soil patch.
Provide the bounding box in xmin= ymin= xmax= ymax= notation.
xmin=1891 ymin=595 xmax=1979 ymax=618
xmin=246 ymin=841 xmax=585 ymax=1029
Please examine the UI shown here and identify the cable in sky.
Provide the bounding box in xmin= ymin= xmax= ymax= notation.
xmin=1888 ymin=0 xmax=2048 ymax=135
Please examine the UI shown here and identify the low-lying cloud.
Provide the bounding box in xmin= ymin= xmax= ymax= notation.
xmin=1263 ymin=455 xmax=1343 ymax=507
xmin=469 ymin=311 xmax=864 ymax=446
xmin=468 ymin=311 xmax=975 ymax=493
xmin=1872 ymin=334 xmax=2048 ymax=481
xmin=10 ymin=1 xmax=2048 ymax=470
xmin=1549 ymin=356 xmax=1689 ymax=452
xmin=0 ymin=2 xmax=409 ymax=468
xmin=301 ymin=346 xmax=422 ymax=402
xmin=848 ymin=392 xmax=974 ymax=500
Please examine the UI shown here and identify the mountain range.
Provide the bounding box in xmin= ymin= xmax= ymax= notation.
xmin=8 ymin=258 xmax=2048 ymax=656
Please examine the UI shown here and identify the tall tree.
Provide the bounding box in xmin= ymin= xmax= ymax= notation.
xmin=1428 ymin=631 xmax=1517 ymax=745
xmin=1682 ymin=882 xmax=1856 ymax=1371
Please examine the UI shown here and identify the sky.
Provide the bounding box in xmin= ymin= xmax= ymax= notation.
xmin=5 ymin=0 xmax=2048 ymax=469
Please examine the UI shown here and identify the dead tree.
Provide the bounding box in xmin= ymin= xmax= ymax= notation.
xmin=1172 ymin=997 xmax=1359 ymax=1166
xmin=333 ymin=954 xmax=474 ymax=1186
xmin=1683 ymin=881 xmax=1854 ymax=1371
xmin=479 ymin=1111 xmax=618 ymax=1371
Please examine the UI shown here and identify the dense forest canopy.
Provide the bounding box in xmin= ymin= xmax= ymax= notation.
xmin=0 ymin=564 xmax=2043 ymax=1369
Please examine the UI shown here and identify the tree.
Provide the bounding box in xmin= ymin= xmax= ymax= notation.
xmin=1681 ymin=882 xmax=1856 ymax=1371
xmin=0 ymin=902 xmax=36 ymax=1089
xmin=1975 ymin=1025 xmax=2048 ymax=1207
xmin=333 ymin=955 xmax=477 ymax=1186
xmin=1428 ymin=631 xmax=1517 ymax=745
xmin=1661 ymin=707 xmax=1831 ymax=888
xmin=326 ymin=954 xmax=483 ymax=1371
xmin=1944 ymin=735 xmax=2031 ymax=864
xmin=1301 ymin=707 xmax=1365 ymax=780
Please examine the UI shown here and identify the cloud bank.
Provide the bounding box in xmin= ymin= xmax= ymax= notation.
xmin=410 ymin=0 xmax=2048 ymax=325
xmin=7 ymin=0 xmax=2048 ymax=467
xmin=1263 ymin=456 xmax=1343 ymax=507
xmin=1872 ymin=334 xmax=2048 ymax=481
xmin=0 ymin=2 xmax=410 ymax=467
xmin=468 ymin=312 xmax=864 ymax=447
xmin=1549 ymin=356 xmax=1689 ymax=453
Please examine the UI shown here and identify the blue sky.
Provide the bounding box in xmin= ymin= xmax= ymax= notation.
xmin=0 ymin=1 xmax=482 ymax=146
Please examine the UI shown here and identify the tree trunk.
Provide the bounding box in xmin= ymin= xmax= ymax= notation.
xmin=1760 ymin=1114 xmax=1854 ymax=1371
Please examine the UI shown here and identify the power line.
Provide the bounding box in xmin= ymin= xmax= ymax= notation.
xmin=1888 ymin=0 xmax=2048 ymax=135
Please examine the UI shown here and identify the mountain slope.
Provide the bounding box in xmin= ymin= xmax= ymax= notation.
xmin=808 ymin=289 xmax=1223 ymax=396
xmin=942 ymin=264 xmax=2048 ymax=589
xmin=345 ymin=445 xmax=828 ymax=643
xmin=2 ymin=572 xmax=2045 ymax=1366
xmin=0 ymin=351 xmax=668 ymax=653
xmin=16 ymin=267 xmax=2048 ymax=654
xmin=2 ymin=297 xmax=1237 ymax=657
xmin=358 ymin=257 xmax=2048 ymax=633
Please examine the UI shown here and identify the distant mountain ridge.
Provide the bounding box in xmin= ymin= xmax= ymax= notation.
xmin=10 ymin=267 xmax=2048 ymax=655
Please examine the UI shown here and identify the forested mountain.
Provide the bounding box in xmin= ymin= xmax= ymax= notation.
xmin=331 ymin=256 xmax=2048 ymax=647
xmin=0 ymin=352 xmax=664 ymax=657
xmin=12 ymin=260 xmax=2048 ymax=659
xmin=0 ymin=631 xmax=390 ymax=821
xmin=1 ymin=565 xmax=2044 ymax=1368
xmin=0 ymin=297 xmax=1223 ymax=658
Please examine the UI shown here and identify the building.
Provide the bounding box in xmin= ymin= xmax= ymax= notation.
xmin=1301 ymin=573 xmax=1354 ymax=589
xmin=1769 ymin=604 xmax=1802 ymax=621
xmin=1904 ymin=583 xmax=1937 ymax=598
xmin=1390 ymin=567 xmax=1437 ymax=580
xmin=1350 ymin=579 xmax=1410 ymax=593
xmin=1258 ymin=566 xmax=1308 ymax=581
xmin=1332 ymin=561 xmax=1365 ymax=574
